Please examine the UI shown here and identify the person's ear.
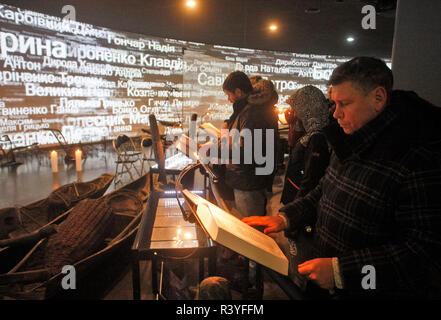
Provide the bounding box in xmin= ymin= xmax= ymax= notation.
xmin=327 ymin=87 xmax=332 ymax=99
xmin=373 ymin=86 xmax=387 ymax=112
xmin=234 ymin=88 xmax=244 ymax=98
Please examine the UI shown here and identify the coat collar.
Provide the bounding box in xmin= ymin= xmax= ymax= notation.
xmin=324 ymin=102 xmax=398 ymax=161
xmin=324 ymin=90 xmax=441 ymax=162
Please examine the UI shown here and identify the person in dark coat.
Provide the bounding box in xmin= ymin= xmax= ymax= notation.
xmin=249 ymin=75 xmax=280 ymax=193
xmin=280 ymin=85 xmax=331 ymax=205
xmin=243 ymin=57 xmax=441 ymax=299
xmin=201 ymin=73 xmax=279 ymax=293
xmin=277 ymin=85 xmax=332 ymax=292
xmin=221 ymin=72 xmax=278 ymax=218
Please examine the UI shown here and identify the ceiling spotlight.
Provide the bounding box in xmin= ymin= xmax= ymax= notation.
xmin=186 ymin=0 xmax=196 ymax=8
xmin=269 ymin=24 xmax=278 ymax=31
xmin=346 ymin=36 xmax=355 ymax=42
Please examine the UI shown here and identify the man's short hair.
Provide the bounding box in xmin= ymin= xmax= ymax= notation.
xmin=328 ymin=57 xmax=393 ymax=97
xmin=222 ymin=71 xmax=253 ymax=94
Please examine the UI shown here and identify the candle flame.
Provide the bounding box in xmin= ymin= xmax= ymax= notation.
xmin=278 ymin=112 xmax=288 ymax=125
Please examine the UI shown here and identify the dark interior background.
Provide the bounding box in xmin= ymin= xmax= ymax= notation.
xmin=0 ymin=0 xmax=397 ymax=58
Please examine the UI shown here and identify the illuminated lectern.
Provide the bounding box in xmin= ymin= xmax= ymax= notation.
xmin=131 ymin=190 xmax=216 ymax=300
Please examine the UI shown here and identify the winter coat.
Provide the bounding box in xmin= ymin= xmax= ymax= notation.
xmin=224 ymin=80 xmax=278 ymax=190
xmin=280 ymin=90 xmax=441 ymax=298
xmin=281 ymin=85 xmax=331 ymax=204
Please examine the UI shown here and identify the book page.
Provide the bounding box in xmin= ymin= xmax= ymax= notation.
xmin=192 ymin=201 xmax=218 ymax=240
xmin=183 ymin=188 xmax=207 ymax=206
xmin=208 ymin=203 xmax=281 ymax=251
xmin=196 ymin=203 xmax=288 ymax=275
xmin=184 ymin=189 xmax=271 ymax=247
xmin=184 ymin=189 xmax=288 ymax=275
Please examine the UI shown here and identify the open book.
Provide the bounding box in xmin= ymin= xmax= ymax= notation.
xmin=182 ymin=189 xmax=288 ymax=275
xmin=200 ymin=122 xmax=221 ymax=139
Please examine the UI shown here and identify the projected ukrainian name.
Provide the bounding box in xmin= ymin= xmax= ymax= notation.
xmin=0 ymin=4 xmax=379 ymax=148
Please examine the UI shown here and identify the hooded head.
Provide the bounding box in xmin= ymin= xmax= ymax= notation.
xmin=287 ymin=85 xmax=329 ymax=145
xmin=248 ymin=78 xmax=278 ymax=106
xmin=249 ymin=75 xmax=263 ymax=85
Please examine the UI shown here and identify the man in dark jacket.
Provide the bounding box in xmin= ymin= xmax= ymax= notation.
xmin=244 ymin=57 xmax=441 ymax=299
xmin=220 ymin=71 xmax=277 ymax=218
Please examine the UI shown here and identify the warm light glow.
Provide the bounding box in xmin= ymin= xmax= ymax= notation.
xmin=186 ymin=0 xmax=196 ymax=8
xmin=184 ymin=232 xmax=192 ymax=239
xmin=193 ymin=152 xmax=199 ymax=160
xmin=269 ymin=24 xmax=278 ymax=31
xmin=75 ymin=149 xmax=82 ymax=172
xmin=278 ymin=112 xmax=287 ymax=125
xmin=50 ymin=150 xmax=58 ymax=173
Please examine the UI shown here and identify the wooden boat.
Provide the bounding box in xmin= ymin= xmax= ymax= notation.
xmin=0 ymin=173 xmax=150 ymax=299
xmin=0 ymin=173 xmax=115 ymax=240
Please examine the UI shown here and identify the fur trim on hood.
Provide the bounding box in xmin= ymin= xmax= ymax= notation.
xmin=247 ymin=79 xmax=278 ymax=106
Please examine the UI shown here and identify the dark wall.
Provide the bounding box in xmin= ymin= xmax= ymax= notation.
xmin=391 ymin=0 xmax=441 ymax=106
xmin=0 ymin=0 xmax=395 ymax=57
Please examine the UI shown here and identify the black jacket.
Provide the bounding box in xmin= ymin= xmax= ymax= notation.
xmin=281 ymin=132 xmax=330 ymax=205
xmin=224 ymin=96 xmax=278 ymax=191
xmin=280 ymin=90 xmax=441 ymax=298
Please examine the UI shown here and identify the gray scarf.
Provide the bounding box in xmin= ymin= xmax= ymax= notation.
xmin=287 ymin=85 xmax=329 ymax=146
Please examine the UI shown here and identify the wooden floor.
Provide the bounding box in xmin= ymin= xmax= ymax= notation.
xmin=0 ymin=145 xmax=291 ymax=300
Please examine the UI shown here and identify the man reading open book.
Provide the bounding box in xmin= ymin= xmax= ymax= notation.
xmin=199 ymin=71 xmax=278 ymax=219
xmin=243 ymin=57 xmax=441 ymax=299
